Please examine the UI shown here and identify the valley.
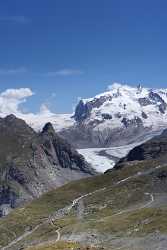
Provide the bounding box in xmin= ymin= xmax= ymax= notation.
xmin=1 ymin=84 xmax=167 ymax=249
xmin=1 ymin=130 xmax=167 ymax=249
xmin=0 ymin=1 xmax=166 ymax=248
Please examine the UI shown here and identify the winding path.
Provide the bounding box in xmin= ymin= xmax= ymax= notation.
xmin=1 ymin=224 xmax=41 ymax=250
xmin=49 ymin=219 xmax=61 ymax=242
xmin=1 ymin=188 xmax=106 ymax=250
xmin=111 ymin=193 xmax=155 ymax=218
xmin=2 ymin=165 xmax=160 ymax=250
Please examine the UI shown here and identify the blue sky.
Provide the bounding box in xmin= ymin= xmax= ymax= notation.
xmin=0 ymin=0 xmax=167 ymax=113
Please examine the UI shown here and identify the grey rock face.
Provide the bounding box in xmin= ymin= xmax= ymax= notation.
xmin=115 ymin=128 xmax=167 ymax=168
xmin=159 ymin=102 xmax=167 ymax=114
xmin=148 ymin=91 xmax=167 ymax=114
xmin=0 ymin=186 xmax=17 ymax=209
xmin=149 ymin=91 xmax=165 ymax=104
xmin=73 ymin=100 xmax=91 ymax=122
xmin=121 ymin=116 xmax=143 ymax=128
xmin=141 ymin=111 xmax=148 ymax=119
xmin=0 ymin=116 xmax=95 ymax=216
xmin=73 ymin=96 xmax=112 ymax=122
xmin=138 ymin=97 xmax=152 ymax=106
xmin=102 ymin=113 xmax=112 ymax=120
xmin=60 ymin=122 xmax=149 ymax=148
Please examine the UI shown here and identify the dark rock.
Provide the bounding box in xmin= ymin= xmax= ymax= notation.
xmin=141 ymin=111 xmax=148 ymax=119
xmin=148 ymin=91 xmax=167 ymax=113
xmin=42 ymin=122 xmax=55 ymax=135
xmin=121 ymin=116 xmax=143 ymax=128
xmin=157 ymin=170 xmax=167 ymax=180
xmin=149 ymin=91 xmax=165 ymax=104
xmin=73 ymin=100 xmax=91 ymax=122
xmin=159 ymin=103 xmax=167 ymax=114
xmin=138 ymin=97 xmax=152 ymax=106
xmin=0 ymin=186 xmax=17 ymax=208
xmin=74 ymin=96 xmax=112 ymax=122
xmin=101 ymin=113 xmax=112 ymax=120
xmin=115 ymin=128 xmax=167 ymax=169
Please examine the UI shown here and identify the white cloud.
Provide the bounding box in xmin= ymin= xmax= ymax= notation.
xmin=0 ymin=67 xmax=27 ymax=75
xmin=1 ymin=88 xmax=33 ymax=99
xmin=0 ymin=88 xmax=34 ymax=115
xmin=39 ymin=103 xmax=53 ymax=116
xmin=43 ymin=69 xmax=83 ymax=77
xmin=0 ymin=87 xmax=74 ymax=132
xmin=107 ymin=83 xmax=124 ymax=90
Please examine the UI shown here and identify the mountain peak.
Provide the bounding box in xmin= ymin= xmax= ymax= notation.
xmin=42 ymin=122 xmax=55 ymax=135
xmin=5 ymin=114 xmax=17 ymax=122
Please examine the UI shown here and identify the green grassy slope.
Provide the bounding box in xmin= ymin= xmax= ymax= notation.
xmin=1 ymin=158 xmax=167 ymax=250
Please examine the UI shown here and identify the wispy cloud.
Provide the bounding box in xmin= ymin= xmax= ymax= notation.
xmin=0 ymin=16 xmax=30 ymax=24
xmin=0 ymin=67 xmax=27 ymax=75
xmin=42 ymin=69 xmax=84 ymax=77
xmin=0 ymin=67 xmax=83 ymax=77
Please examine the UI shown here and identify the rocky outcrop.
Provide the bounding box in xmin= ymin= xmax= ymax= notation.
xmin=102 ymin=113 xmax=112 ymax=120
xmin=138 ymin=97 xmax=152 ymax=106
xmin=0 ymin=115 xmax=95 ymax=216
xmin=41 ymin=122 xmax=92 ymax=172
xmin=141 ymin=111 xmax=148 ymax=119
xmin=148 ymin=91 xmax=167 ymax=114
xmin=73 ymin=100 xmax=91 ymax=122
xmin=149 ymin=91 xmax=165 ymax=104
xmin=73 ymin=96 xmax=112 ymax=122
xmin=121 ymin=116 xmax=143 ymax=128
xmin=159 ymin=102 xmax=167 ymax=114
xmin=114 ymin=129 xmax=167 ymax=169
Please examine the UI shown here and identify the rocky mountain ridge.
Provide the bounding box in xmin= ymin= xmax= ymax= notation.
xmin=0 ymin=115 xmax=95 ymax=217
xmin=114 ymin=128 xmax=167 ymax=169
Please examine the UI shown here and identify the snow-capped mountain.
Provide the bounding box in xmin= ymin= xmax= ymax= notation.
xmin=75 ymin=83 xmax=167 ymax=129
xmin=4 ymin=83 xmax=167 ymax=149
xmin=60 ymin=83 xmax=167 ymax=148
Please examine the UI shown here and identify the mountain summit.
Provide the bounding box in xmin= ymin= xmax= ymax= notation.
xmin=60 ymin=83 xmax=167 ymax=147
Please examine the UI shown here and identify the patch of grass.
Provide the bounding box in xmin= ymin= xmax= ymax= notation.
xmin=26 ymin=241 xmax=100 ymax=250
xmin=75 ymin=207 xmax=167 ymax=236
xmin=0 ymin=160 xmax=167 ymax=248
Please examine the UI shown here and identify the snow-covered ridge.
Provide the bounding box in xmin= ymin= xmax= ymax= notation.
xmin=1 ymin=83 xmax=167 ymax=149
xmin=82 ymin=83 xmax=167 ymax=103
xmin=74 ymin=83 xmax=167 ymax=132
xmin=23 ymin=112 xmax=74 ymax=132
xmin=0 ymin=110 xmax=74 ymax=133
